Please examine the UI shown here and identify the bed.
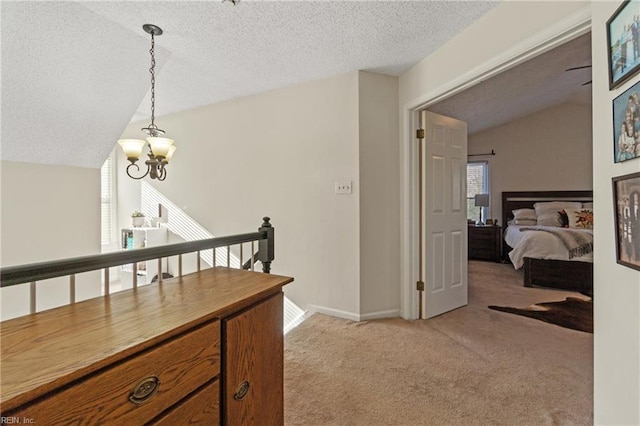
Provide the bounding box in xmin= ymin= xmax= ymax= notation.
xmin=501 ymin=191 xmax=594 ymax=295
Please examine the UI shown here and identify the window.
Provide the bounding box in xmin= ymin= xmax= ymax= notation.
xmin=101 ymin=151 xmax=116 ymax=249
xmin=467 ymin=161 xmax=488 ymax=221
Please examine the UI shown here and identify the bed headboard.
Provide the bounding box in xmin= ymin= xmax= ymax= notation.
xmin=501 ymin=190 xmax=593 ymax=231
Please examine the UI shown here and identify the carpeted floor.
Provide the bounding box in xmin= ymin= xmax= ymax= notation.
xmin=284 ymin=261 xmax=593 ymax=425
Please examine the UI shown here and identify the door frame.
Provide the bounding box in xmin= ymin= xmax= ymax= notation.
xmin=399 ymin=8 xmax=591 ymax=320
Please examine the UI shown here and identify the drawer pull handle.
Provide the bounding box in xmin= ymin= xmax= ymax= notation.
xmin=129 ymin=376 xmax=161 ymax=405
xmin=234 ymin=380 xmax=250 ymax=400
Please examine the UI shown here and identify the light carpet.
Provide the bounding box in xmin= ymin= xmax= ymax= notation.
xmin=284 ymin=261 xmax=592 ymax=425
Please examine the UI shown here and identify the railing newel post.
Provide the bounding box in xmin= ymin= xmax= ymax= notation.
xmin=258 ymin=217 xmax=274 ymax=274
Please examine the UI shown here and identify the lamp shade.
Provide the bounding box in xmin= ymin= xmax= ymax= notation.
xmin=474 ymin=193 xmax=490 ymax=207
xmin=147 ymin=137 xmax=174 ymax=158
xmin=118 ymin=139 xmax=146 ymax=160
xmin=165 ymin=145 xmax=177 ymax=162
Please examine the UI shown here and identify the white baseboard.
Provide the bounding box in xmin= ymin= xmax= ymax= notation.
xmin=308 ymin=305 xmax=400 ymax=322
xmin=359 ymin=309 xmax=400 ymax=321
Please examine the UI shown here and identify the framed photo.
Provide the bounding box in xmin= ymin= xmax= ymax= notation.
xmin=607 ymin=0 xmax=640 ymax=90
xmin=612 ymin=80 xmax=640 ymax=162
xmin=612 ymin=171 xmax=640 ymax=271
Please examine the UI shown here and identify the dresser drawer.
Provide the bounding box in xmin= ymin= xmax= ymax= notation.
xmin=152 ymin=379 xmax=220 ymax=425
xmin=8 ymin=320 xmax=221 ymax=425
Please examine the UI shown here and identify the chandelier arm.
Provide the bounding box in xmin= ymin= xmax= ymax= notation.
xmin=126 ymin=162 xmax=151 ymax=180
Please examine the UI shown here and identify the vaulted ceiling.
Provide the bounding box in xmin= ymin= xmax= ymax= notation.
xmin=2 ymin=1 xmax=591 ymax=169
xmin=1 ymin=1 xmax=498 ymax=168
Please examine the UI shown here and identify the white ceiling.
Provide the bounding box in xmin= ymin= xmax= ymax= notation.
xmin=1 ymin=1 xmax=591 ymax=169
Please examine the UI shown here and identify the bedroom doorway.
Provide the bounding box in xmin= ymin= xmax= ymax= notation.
xmin=399 ymin=12 xmax=591 ymax=320
xmin=417 ymin=110 xmax=468 ymax=319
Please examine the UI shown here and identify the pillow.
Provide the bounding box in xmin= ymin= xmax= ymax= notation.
xmin=512 ymin=208 xmax=536 ymax=221
xmin=582 ymin=202 xmax=593 ymax=209
xmin=534 ymin=201 xmax=583 ymax=227
xmin=564 ymin=208 xmax=594 ymax=229
xmin=513 ymin=218 xmax=538 ymax=225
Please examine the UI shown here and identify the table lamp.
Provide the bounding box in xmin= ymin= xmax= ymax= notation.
xmin=474 ymin=193 xmax=490 ymax=226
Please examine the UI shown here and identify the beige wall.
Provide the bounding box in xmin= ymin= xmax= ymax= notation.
xmin=399 ymin=1 xmax=639 ymax=423
xmin=0 ymin=161 xmax=102 ymax=320
xmin=469 ymin=101 xmax=593 ymax=224
xmin=358 ymin=71 xmax=400 ymax=318
xmin=119 ymin=72 xmax=364 ymax=318
xmin=118 ymin=70 xmax=402 ymax=320
xmin=592 ymin=3 xmax=640 ymax=424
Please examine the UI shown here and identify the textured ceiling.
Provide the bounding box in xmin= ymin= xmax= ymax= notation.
xmin=1 ymin=0 xmax=499 ymax=168
xmin=429 ymin=32 xmax=592 ymax=135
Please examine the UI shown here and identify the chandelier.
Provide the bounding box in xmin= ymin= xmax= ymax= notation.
xmin=119 ymin=24 xmax=176 ymax=181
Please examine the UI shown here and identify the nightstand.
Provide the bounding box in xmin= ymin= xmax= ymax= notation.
xmin=468 ymin=225 xmax=503 ymax=262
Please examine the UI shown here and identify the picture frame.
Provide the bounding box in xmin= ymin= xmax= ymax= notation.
xmin=607 ymin=0 xmax=640 ymax=90
xmin=612 ymin=80 xmax=640 ymax=162
xmin=612 ymin=171 xmax=640 ymax=271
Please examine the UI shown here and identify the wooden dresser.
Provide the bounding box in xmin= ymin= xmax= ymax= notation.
xmin=0 ymin=267 xmax=293 ymax=425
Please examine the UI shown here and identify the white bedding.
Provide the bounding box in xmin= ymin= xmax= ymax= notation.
xmin=505 ymin=225 xmax=593 ymax=269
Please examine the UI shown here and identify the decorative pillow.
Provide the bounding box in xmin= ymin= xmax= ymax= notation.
xmin=564 ymin=208 xmax=594 ymax=229
xmin=582 ymin=202 xmax=593 ymax=209
xmin=534 ymin=201 xmax=582 ymax=227
xmin=558 ymin=210 xmax=570 ymax=228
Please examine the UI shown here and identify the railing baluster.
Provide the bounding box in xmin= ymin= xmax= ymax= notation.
xmin=104 ymin=268 xmax=110 ymax=295
xmin=133 ymin=263 xmax=138 ymax=289
xmin=213 ymin=248 xmax=217 ymax=268
xmin=251 ymin=241 xmax=255 ymax=271
xmin=178 ymin=254 xmax=183 ymax=277
xmin=30 ymin=282 xmax=36 ymax=314
xmin=240 ymin=244 xmax=243 ymax=270
xmin=227 ymin=245 xmax=231 ymax=267
xmin=197 ymin=250 xmax=201 ymax=272
xmin=70 ymin=274 xmax=76 ymax=304
xmin=158 ymin=258 xmax=163 ymax=284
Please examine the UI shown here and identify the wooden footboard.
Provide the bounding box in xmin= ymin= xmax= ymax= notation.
xmin=523 ymin=257 xmax=593 ymax=294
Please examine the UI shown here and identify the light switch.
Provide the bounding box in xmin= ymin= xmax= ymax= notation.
xmin=335 ymin=181 xmax=352 ymax=194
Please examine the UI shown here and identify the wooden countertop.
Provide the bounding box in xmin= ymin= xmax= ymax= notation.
xmin=0 ymin=267 xmax=293 ymax=410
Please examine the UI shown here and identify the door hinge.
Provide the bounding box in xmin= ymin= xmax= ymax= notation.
xmin=416 ymin=280 xmax=425 ymax=291
xmin=416 ymin=128 xmax=425 ymax=140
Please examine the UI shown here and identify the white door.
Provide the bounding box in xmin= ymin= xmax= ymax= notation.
xmin=420 ymin=110 xmax=468 ymax=318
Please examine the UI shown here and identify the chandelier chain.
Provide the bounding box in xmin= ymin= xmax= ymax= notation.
xmin=149 ymin=31 xmax=156 ymax=129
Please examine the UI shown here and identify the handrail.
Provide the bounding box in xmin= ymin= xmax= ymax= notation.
xmin=1 ymin=217 xmax=275 ymax=288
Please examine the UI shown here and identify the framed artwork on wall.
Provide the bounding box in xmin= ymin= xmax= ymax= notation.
xmin=607 ymin=0 xmax=640 ymax=90
xmin=612 ymin=79 xmax=640 ymax=163
xmin=612 ymin=171 xmax=640 ymax=271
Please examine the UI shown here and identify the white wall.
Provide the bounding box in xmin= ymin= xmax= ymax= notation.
xmin=0 ymin=161 xmax=102 ymax=320
xmin=118 ymin=72 xmax=363 ymax=318
xmin=469 ymin=101 xmax=593 ymax=223
xmin=399 ymin=1 xmax=639 ymax=423
xmin=358 ymin=71 xmax=400 ymax=318
xmin=592 ymin=3 xmax=640 ymax=424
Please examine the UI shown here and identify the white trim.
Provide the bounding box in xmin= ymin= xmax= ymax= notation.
xmin=359 ymin=309 xmax=401 ymax=321
xmin=308 ymin=304 xmax=360 ymax=322
xmin=308 ymin=304 xmax=400 ymax=322
xmin=399 ymin=6 xmax=592 ymax=320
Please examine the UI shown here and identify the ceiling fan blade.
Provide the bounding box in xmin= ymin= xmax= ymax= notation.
xmin=566 ymin=65 xmax=592 ymax=71
xmin=582 ymin=80 xmax=592 ymax=86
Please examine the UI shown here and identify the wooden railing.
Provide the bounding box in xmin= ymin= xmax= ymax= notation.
xmin=0 ymin=217 xmax=274 ymax=314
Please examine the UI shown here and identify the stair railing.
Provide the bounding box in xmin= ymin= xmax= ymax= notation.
xmin=0 ymin=217 xmax=274 ymax=315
